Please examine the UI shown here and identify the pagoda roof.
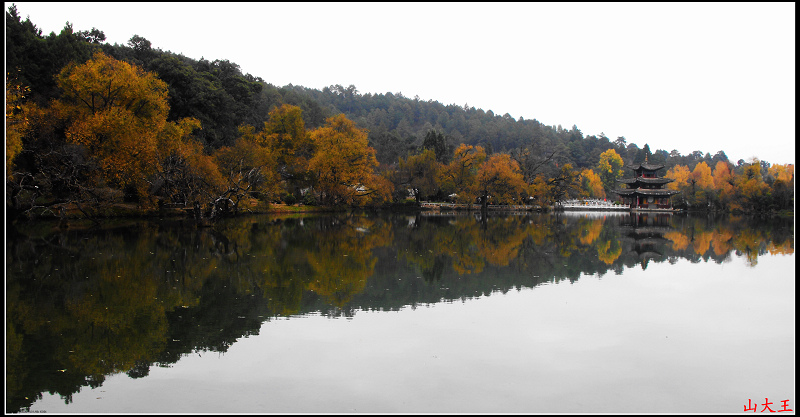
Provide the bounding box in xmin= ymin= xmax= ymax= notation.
xmin=612 ymin=188 xmax=680 ymax=196
xmin=618 ymin=177 xmax=675 ymax=185
xmin=627 ymin=162 xmax=666 ymax=171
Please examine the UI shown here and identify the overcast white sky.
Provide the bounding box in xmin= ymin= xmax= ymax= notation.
xmin=9 ymin=2 xmax=796 ymax=165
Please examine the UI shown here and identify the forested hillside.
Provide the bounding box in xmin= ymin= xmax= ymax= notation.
xmin=6 ymin=5 xmax=793 ymax=219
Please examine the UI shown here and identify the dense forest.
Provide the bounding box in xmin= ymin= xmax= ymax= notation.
xmin=6 ymin=5 xmax=794 ymax=221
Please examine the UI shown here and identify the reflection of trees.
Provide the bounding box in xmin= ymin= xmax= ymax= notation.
xmin=7 ymin=227 xmax=175 ymax=411
xmin=397 ymin=215 xmax=536 ymax=277
xmin=579 ymin=219 xmax=604 ymax=245
xmin=6 ymin=219 xmax=306 ymax=412
xmin=476 ymin=217 xmax=531 ymax=267
xmin=305 ymin=216 xmax=393 ymax=307
xmin=5 ymin=212 xmax=793 ymax=413
xmin=445 ymin=218 xmax=484 ymax=275
xmin=396 ymin=216 xmax=485 ymax=276
xmin=711 ymin=229 xmax=735 ymax=257
xmin=665 ymin=230 xmax=690 ymax=251
xmin=731 ymin=229 xmax=764 ymax=267
xmin=597 ymin=238 xmax=622 ymax=265
xmin=663 ymin=215 xmax=793 ymax=266
xmin=768 ymin=240 xmax=794 ymax=255
xmin=691 ymin=230 xmax=714 ymax=256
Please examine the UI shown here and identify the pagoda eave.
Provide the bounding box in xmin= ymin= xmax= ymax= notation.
xmin=618 ymin=177 xmax=675 ymax=185
xmin=613 ymin=188 xmax=680 ymax=196
xmin=627 ymin=162 xmax=666 ymax=171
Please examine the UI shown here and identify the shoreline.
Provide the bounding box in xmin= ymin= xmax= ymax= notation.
xmin=8 ymin=201 xmax=793 ymax=224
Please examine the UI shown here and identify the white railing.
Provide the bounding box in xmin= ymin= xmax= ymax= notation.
xmin=419 ymin=202 xmax=537 ymax=211
xmin=557 ymin=199 xmax=630 ymax=210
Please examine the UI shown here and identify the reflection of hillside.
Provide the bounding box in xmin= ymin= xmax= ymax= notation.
xmin=5 ymin=212 xmax=794 ymax=413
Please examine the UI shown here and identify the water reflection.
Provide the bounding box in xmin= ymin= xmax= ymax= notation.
xmin=5 ymin=212 xmax=794 ymax=412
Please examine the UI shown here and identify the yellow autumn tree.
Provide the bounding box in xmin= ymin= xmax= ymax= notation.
xmin=665 ymin=165 xmax=692 ymax=207
xmin=212 ymin=134 xmax=280 ymax=214
xmin=5 ymin=74 xmax=31 ymax=179
xmin=691 ymin=161 xmax=714 ymax=205
xmin=440 ymin=143 xmax=486 ymax=203
xmin=580 ymin=168 xmax=605 ymax=198
xmin=152 ymin=117 xmax=226 ymax=206
xmin=766 ymin=163 xmax=794 ymax=211
xmin=475 ymin=153 xmax=527 ymax=207
xmin=56 ymin=51 xmax=171 ymax=197
xmin=260 ymin=104 xmax=314 ymax=194
xmin=666 ymin=165 xmax=691 ymax=191
xmin=733 ymin=159 xmax=769 ymax=212
xmin=712 ymin=161 xmax=735 ymax=208
xmin=691 ymin=162 xmax=714 ymax=189
xmin=307 ymin=114 xmax=391 ymax=206
xmin=261 ymin=104 xmax=308 ymax=152
xmin=528 ymin=176 xmax=552 ymax=207
xmin=596 ymin=149 xmax=624 ymax=192
xmin=768 ymin=163 xmax=794 ymax=183
xmin=712 ymin=161 xmax=735 ymax=192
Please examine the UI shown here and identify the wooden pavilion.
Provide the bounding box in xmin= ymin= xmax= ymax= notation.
xmin=612 ymin=156 xmax=680 ymax=211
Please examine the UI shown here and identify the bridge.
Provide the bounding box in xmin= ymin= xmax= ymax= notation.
xmin=556 ymin=199 xmax=630 ymax=211
xmin=419 ymin=202 xmax=538 ymax=211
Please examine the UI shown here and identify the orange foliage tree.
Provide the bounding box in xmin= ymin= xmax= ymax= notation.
xmin=307 ymin=114 xmax=392 ymax=206
xmin=8 ymin=51 xmax=212 ymax=217
xmin=711 ymin=161 xmax=735 ymax=209
xmin=440 ymin=143 xmax=486 ymax=204
xmin=580 ymin=168 xmax=605 ymax=199
xmin=664 ymin=158 xmax=792 ymax=212
xmin=767 ymin=163 xmax=794 ymax=210
xmin=259 ymin=104 xmax=314 ymax=196
xmin=768 ymin=163 xmax=794 ymax=183
xmin=596 ymin=149 xmax=624 ymax=193
xmin=56 ymin=51 xmax=171 ymax=197
xmin=665 ymin=164 xmax=692 ymax=206
xmin=732 ymin=159 xmax=769 ymax=212
xmin=690 ymin=161 xmax=714 ymax=206
xmin=212 ymin=134 xmax=280 ymax=215
xmin=5 ymin=74 xmax=30 ymax=179
xmin=474 ymin=153 xmax=527 ymax=208
xmin=151 ymin=117 xmax=225 ymax=207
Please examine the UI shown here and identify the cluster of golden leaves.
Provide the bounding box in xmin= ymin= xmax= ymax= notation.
xmin=579 ymin=168 xmax=605 ymax=198
xmin=58 ymin=52 xmax=171 ymax=192
xmin=5 ymin=73 xmax=30 ymax=178
xmin=666 ymin=159 xmax=794 ymax=210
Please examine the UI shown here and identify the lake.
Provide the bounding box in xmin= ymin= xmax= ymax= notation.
xmin=6 ymin=211 xmax=795 ymax=413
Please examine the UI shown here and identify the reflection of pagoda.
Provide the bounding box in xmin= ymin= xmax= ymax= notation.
xmin=613 ymin=156 xmax=680 ymax=211
xmin=618 ymin=213 xmax=674 ymax=269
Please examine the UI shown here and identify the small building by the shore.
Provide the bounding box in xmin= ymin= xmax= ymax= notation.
xmin=612 ymin=156 xmax=680 ymax=210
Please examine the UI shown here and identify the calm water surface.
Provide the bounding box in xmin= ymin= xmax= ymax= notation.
xmin=6 ymin=212 xmax=794 ymax=413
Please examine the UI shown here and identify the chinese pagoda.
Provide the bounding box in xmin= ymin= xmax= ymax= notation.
xmin=612 ymin=156 xmax=680 ymax=211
